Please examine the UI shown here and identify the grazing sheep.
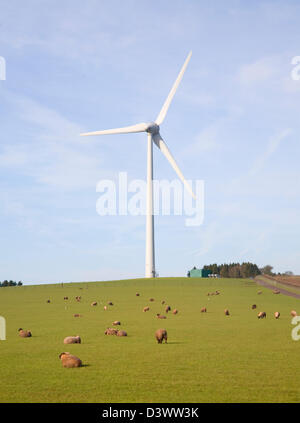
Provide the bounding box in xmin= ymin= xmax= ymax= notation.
xmin=155 ymin=329 xmax=168 ymax=344
xmin=91 ymin=302 xmax=97 ymax=306
xmin=136 ymin=293 xmax=140 ymax=296
xmin=161 ymin=300 xmax=165 ymax=305
xmin=112 ymin=321 xmax=121 ymax=326
xmin=172 ymin=309 xmax=178 ymax=315
xmin=108 ymin=302 xmax=113 ymax=306
xmin=257 ymin=311 xmax=266 ymax=319
xmin=257 ymin=291 xmax=262 ymax=295
xmin=252 ymin=304 xmax=257 ymax=310
xmin=149 ymin=298 xmax=155 ymax=302
xmin=18 ymin=328 xmax=32 ymax=338
xmin=291 ymin=310 xmax=297 ymax=317
xmin=224 ymin=309 xmax=230 ymax=316
xmin=104 ymin=328 xmax=118 ymax=336
xmin=274 ymin=312 xmax=280 ymax=319
xmin=201 ymin=307 xmax=207 ymax=313
xmin=165 ymin=305 xmax=171 ymax=313
xmin=59 ymin=352 xmax=82 ymax=368
xmin=143 ymin=306 xmax=150 ymax=312
xmin=73 ymin=314 xmax=82 ymax=317
xmin=117 ymin=330 xmax=127 ymax=337
xmin=64 ymin=335 xmax=81 ymax=344
xmin=156 ymin=314 xmax=167 ymax=319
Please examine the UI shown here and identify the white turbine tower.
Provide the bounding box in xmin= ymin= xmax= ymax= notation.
xmin=81 ymin=52 xmax=195 ymax=278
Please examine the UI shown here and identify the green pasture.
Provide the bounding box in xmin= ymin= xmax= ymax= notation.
xmin=0 ymin=277 xmax=299 ymax=403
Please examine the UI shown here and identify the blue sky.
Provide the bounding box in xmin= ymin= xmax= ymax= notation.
xmin=0 ymin=0 xmax=300 ymax=284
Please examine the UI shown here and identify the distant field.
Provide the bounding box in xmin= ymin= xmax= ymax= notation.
xmin=263 ymin=274 xmax=300 ymax=287
xmin=0 ymin=277 xmax=300 ymax=403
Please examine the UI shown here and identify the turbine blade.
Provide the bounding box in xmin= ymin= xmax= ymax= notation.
xmin=152 ymin=133 xmax=196 ymax=199
xmin=80 ymin=122 xmax=149 ymax=137
xmin=155 ymin=51 xmax=192 ymax=126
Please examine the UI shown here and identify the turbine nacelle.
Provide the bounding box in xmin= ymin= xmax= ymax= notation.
xmin=145 ymin=122 xmax=160 ymax=135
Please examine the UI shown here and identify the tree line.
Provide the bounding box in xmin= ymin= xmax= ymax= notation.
xmin=202 ymin=262 xmax=261 ymax=278
xmin=0 ymin=280 xmax=23 ymax=287
xmin=200 ymin=263 xmax=293 ymax=278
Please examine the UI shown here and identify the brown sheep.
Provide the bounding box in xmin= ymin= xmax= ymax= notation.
xmin=165 ymin=305 xmax=171 ymax=313
xmin=73 ymin=314 xmax=82 ymax=317
xmin=63 ymin=335 xmax=81 ymax=344
xmin=224 ymin=309 xmax=230 ymax=316
xmin=91 ymin=301 xmax=97 ymax=306
xmin=112 ymin=321 xmax=121 ymax=326
xmin=201 ymin=307 xmax=207 ymax=313
xmin=274 ymin=312 xmax=280 ymax=319
xmin=143 ymin=306 xmax=150 ymax=312
xmin=104 ymin=328 xmax=118 ymax=336
xmin=117 ymin=330 xmax=127 ymax=337
xmin=59 ymin=352 xmax=82 ymax=368
xmin=46 ymin=299 xmax=51 ymax=303
xmin=172 ymin=309 xmax=178 ymax=315
xmin=161 ymin=300 xmax=165 ymax=305
xmin=155 ymin=329 xmax=168 ymax=344
xmin=156 ymin=314 xmax=167 ymax=319
xmin=291 ymin=310 xmax=297 ymax=317
xmin=257 ymin=311 xmax=266 ymax=319
xmin=136 ymin=293 xmax=140 ymax=296
xmin=108 ymin=302 xmax=113 ymax=306
xmin=149 ymin=298 xmax=155 ymax=302
xmin=252 ymin=304 xmax=257 ymax=310
xmin=257 ymin=291 xmax=262 ymax=295
xmin=18 ymin=328 xmax=32 ymax=338
xmin=273 ymin=290 xmax=280 ymax=294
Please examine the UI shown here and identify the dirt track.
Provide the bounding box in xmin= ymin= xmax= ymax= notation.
xmin=256 ymin=277 xmax=300 ymax=300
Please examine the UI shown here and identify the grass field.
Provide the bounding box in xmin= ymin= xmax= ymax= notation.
xmin=0 ymin=277 xmax=300 ymax=403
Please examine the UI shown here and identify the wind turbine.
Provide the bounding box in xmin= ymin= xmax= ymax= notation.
xmin=80 ymin=52 xmax=195 ymax=278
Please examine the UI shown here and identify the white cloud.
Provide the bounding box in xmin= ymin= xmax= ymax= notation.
xmin=249 ymin=128 xmax=292 ymax=176
xmin=238 ymin=57 xmax=278 ymax=85
xmin=1 ymin=91 xmax=112 ymax=190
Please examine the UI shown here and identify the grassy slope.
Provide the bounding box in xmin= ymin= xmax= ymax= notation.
xmin=0 ymin=277 xmax=300 ymax=403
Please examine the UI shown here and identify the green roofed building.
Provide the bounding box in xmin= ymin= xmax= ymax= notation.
xmin=187 ymin=267 xmax=211 ymax=278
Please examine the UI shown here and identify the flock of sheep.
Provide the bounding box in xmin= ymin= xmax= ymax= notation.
xmin=17 ymin=287 xmax=298 ymax=368
xmin=17 ymin=291 xmax=174 ymax=368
